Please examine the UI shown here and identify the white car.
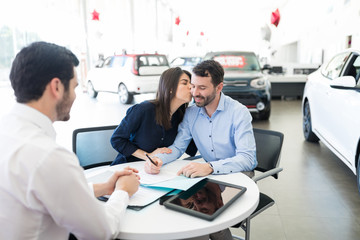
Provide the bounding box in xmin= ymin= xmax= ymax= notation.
xmin=86 ymin=54 xmax=169 ymax=104
xmin=302 ymin=49 xmax=360 ymax=192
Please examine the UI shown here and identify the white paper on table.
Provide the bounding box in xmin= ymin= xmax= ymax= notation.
xmin=86 ymin=168 xmax=176 ymax=185
xmin=86 ymin=170 xmax=115 ymax=183
xmin=142 ymin=175 xmax=206 ymax=191
xmin=128 ymin=186 xmax=172 ymax=207
xmin=137 ymin=167 xmax=176 ymax=185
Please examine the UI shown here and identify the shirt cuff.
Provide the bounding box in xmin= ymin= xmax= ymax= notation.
xmin=208 ymin=161 xmax=222 ymax=174
xmin=88 ymin=182 xmax=95 ymax=195
xmin=108 ymin=190 xmax=129 ymax=204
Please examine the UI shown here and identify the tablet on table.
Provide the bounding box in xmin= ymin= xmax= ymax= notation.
xmin=163 ymin=178 xmax=247 ymax=221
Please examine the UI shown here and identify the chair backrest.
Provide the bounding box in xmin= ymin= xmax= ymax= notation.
xmin=253 ymin=128 xmax=284 ymax=179
xmin=72 ymin=125 xmax=118 ymax=169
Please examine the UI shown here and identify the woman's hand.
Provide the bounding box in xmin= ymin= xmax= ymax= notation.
xmin=144 ymin=156 xmax=163 ymax=174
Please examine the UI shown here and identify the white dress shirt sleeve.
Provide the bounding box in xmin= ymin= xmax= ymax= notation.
xmin=30 ymin=147 xmax=129 ymax=240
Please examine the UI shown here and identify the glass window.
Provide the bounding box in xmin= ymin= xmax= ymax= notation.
xmin=111 ymin=56 xmax=124 ymax=68
xmin=353 ymin=55 xmax=360 ymax=78
xmin=138 ymin=55 xmax=168 ymax=67
xmin=184 ymin=57 xmax=201 ymax=66
xmin=147 ymin=56 xmax=160 ymax=66
xmin=172 ymin=58 xmax=185 ymax=66
xmin=323 ymin=52 xmax=349 ymax=80
xmin=103 ymin=57 xmax=112 ymax=68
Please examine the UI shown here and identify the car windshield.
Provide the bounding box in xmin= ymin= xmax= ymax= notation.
xmin=212 ymin=53 xmax=261 ymax=71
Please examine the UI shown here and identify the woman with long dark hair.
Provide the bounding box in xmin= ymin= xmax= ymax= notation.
xmin=110 ymin=67 xmax=197 ymax=165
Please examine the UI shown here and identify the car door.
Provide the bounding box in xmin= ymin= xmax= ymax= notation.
xmin=92 ymin=57 xmax=114 ymax=92
xmin=311 ymin=52 xmax=350 ymax=141
xmin=323 ymin=53 xmax=360 ymax=169
xmin=106 ymin=56 xmax=124 ymax=92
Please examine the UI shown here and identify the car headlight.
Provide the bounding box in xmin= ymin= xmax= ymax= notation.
xmin=250 ymin=77 xmax=267 ymax=89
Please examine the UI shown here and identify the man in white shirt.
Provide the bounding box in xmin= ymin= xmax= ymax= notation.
xmin=0 ymin=42 xmax=140 ymax=240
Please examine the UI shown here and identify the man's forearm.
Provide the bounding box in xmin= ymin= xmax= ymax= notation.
xmin=156 ymin=146 xmax=183 ymax=164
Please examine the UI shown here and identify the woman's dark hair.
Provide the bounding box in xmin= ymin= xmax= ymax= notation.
xmin=151 ymin=67 xmax=191 ymax=130
xmin=192 ymin=60 xmax=224 ymax=87
xmin=9 ymin=41 xmax=79 ymax=103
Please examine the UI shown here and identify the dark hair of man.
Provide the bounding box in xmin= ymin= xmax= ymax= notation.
xmin=9 ymin=41 xmax=79 ymax=103
xmin=192 ymin=60 xmax=224 ymax=87
xmin=151 ymin=67 xmax=191 ymax=130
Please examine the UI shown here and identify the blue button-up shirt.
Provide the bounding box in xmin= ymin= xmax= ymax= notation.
xmin=157 ymin=93 xmax=257 ymax=174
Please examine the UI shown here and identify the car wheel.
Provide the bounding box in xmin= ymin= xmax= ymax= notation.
xmin=87 ymin=81 xmax=98 ymax=98
xmin=303 ymin=101 xmax=319 ymax=142
xmin=357 ymin=155 xmax=360 ymax=194
xmin=118 ymin=83 xmax=133 ymax=104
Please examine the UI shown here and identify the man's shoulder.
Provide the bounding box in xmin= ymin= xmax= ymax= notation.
xmin=223 ymin=94 xmax=248 ymax=111
xmin=187 ymin=104 xmax=200 ymax=111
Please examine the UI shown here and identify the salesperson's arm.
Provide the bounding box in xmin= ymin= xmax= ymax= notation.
xmin=33 ymin=149 xmax=139 ymax=239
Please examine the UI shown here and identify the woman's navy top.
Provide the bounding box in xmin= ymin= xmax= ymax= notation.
xmin=110 ymin=101 xmax=197 ymax=165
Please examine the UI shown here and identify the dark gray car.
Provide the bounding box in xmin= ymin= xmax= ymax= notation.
xmin=204 ymin=51 xmax=271 ymax=120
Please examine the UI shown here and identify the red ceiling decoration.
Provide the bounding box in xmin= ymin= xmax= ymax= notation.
xmin=175 ymin=16 xmax=180 ymax=25
xmin=271 ymin=8 xmax=280 ymax=27
xmin=92 ymin=9 xmax=100 ymax=21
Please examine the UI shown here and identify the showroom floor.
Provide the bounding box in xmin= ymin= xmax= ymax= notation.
xmin=1 ymin=86 xmax=359 ymax=240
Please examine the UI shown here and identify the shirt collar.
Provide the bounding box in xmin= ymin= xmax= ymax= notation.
xmin=11 ymin=103 xmax=56 ymax=139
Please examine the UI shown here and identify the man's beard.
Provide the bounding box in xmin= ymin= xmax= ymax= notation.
xmin=56 ymin=91 xmax=71 ymax=121
xmin=193 ymin=89 xmax=216 ymax=107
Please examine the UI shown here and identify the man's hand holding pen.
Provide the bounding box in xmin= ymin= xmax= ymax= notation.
xmin=145 ymin=154 xmax=163 ymax=174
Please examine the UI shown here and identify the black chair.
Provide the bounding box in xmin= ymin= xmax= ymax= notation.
xmin=72 ymin=125 xmax=118 ymax=169
xmin=232 ymin=128 xmax=284 ymax=240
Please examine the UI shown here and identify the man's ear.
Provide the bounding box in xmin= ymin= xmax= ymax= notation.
xmin=48 ymin=78 xmax=63 ymax=100
xmin=216 ymin=82 xmax=223 ymax=93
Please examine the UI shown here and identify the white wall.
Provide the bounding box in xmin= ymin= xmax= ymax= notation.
xmin=270 ymin=0 xmax=360 ymax=65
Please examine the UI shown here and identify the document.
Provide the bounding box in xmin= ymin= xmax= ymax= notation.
xmin=137 ymin=167 xmax=176 ymax=185
xmin=143 ymin=175 xmax=206 ymax=191
xmin=86 ymin=166 xmax=177 ymax=185
xmin=85 ymin=161 xmax=206 ymax=209
xmin=87 ymin=169 xmax=205 ymax=191
xmin=86 ymin=170 xmax=114 ymax=183
xmin=128 ymin=186 xmax=172 ymax=208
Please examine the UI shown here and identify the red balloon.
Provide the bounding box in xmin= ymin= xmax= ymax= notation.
xmin=271 ymin=9 xmax=280 ymax=27
xmin=175 ymin=16 xmax=180 ymax=25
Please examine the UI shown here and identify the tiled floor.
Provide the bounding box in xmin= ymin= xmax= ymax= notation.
xmin=230 ymin=99 xmax=360 ymax=240
xmin=1 ymin=86 xmax=359 ymax=240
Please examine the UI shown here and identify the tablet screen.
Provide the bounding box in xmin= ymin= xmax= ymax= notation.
xmin=164 ymin=178 xmax=246 ymax=220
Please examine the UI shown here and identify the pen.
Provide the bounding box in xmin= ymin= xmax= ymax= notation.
xmin=145 ymin=154 xmax=158 ymax=166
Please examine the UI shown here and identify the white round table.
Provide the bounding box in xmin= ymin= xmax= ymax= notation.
xmin=85 ymin=159 xmax=259 ymax=240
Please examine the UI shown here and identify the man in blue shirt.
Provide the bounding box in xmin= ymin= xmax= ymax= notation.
xmin=146 ymin=60 xmax=257 ymax=178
